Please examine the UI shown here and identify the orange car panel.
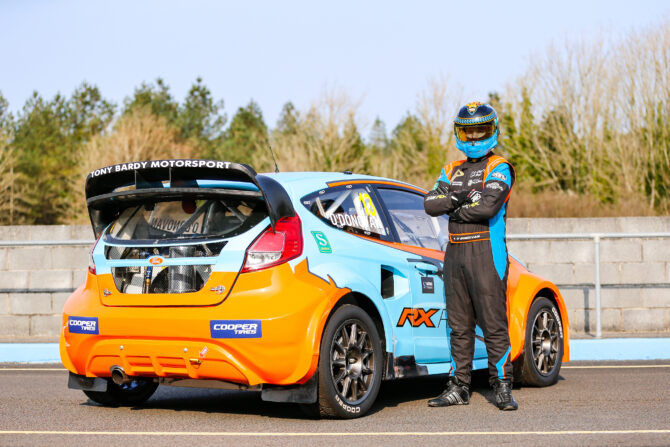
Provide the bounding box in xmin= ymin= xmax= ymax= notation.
xmin=97 ymin=271 xmax=239 ymax=307
xmin=61 ymin=260 xmax=350 ymax=386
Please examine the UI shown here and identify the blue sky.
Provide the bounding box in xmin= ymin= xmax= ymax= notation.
xmin=1 ymin=0 xmax=669 ymax=132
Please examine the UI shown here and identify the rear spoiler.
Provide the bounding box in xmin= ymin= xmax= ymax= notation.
xmin=85 ymin=159 xmax=295 ymax=238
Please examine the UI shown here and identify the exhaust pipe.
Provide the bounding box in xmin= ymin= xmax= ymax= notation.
xmin=110 ymin=365 xmax=132 ymax=386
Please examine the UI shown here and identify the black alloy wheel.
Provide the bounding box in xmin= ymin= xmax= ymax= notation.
xmin=330 ymin=318 xmax=376 ymax=403
xmin=304 ymin=304 xmax=383 ymax=418
xmin=520 ymin=296 xmax=564 ymax=386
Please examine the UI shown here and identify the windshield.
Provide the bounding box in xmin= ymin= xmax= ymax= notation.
xmin=105 ymin=197 xmax=267 ymax=242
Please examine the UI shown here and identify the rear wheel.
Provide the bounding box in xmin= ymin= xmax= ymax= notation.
xmin=520 ymin=297 xmax=564 ymax=386
xmin=83 ymin=378 xmax=158 ymax=406
xmin=304 ymin=304 xmax=383 ymax=418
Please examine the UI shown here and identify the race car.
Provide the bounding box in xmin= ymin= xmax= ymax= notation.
xmin=61 ymin=159 xmax=569 ymax=418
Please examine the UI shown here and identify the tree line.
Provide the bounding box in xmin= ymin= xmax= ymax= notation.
xmin=0 ymin=19 xmax=668 ymax=224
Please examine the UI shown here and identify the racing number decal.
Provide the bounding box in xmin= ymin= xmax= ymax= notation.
xmin=358 ymin=192 xmax=377 ymax=217
xmin=396 ymin=308 xmax=439 ymax=327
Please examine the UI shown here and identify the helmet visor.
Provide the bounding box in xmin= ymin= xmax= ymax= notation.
xmin=455 ymin=123 xmax=496 ymax=142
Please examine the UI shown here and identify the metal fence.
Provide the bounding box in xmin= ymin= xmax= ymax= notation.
xmin=507 ymin=232 xmax=670 ymax=337
xmin=2 ymin=233 xmax=670 ymax=338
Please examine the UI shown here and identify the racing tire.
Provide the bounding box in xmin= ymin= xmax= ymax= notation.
xmin=83 ymin=378 xmax=159 ymax=406
xmin=520 ymin=297 xmax=564 ymax=387
xmin=304 ymin=304 xmax=383 ymax=419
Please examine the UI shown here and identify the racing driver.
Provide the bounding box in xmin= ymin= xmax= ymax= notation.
xmin=423 ymin=102 xmax=518 ymax=411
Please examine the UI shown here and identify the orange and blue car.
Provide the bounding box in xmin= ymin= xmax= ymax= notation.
xmin=61 ymin=160 xmax=569 ymax=418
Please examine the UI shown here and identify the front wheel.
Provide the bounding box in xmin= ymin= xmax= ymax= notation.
xmin=520 ymin=297 xmax=564 ymax=386
xmin=305 ymin=304 xmax=383 ymax=419
xmin=83 ymin=378 xmax=158 ymax=406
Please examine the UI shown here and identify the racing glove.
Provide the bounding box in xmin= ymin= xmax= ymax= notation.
xmin=452 ymin=180 xmax=510 ymax=223
xmin=448 ymin=189 xmax=479 ymax=221
xmin=449 ymin=189 xmax=471 ymax=208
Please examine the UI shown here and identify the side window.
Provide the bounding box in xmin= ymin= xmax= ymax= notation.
xmin=435 ymin=214 xmax=449 ymax=249
xmin=376 ymin=188 xmax=447 ymax=251
xmin=301 ymin=184 xmax=389 ymax=239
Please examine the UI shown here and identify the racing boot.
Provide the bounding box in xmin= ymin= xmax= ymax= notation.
xmin=428 ymin=377 xmax=470 ymax=407
xmin=493 ymin=379 xmax=518 ymax=411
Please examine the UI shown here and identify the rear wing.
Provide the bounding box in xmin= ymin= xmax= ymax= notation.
xmin=85 ymin=159 xmax=295 ymax=238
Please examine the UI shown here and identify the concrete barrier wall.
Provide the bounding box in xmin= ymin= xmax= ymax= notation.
xmin=0 ymin=225 xmax=92 ymax=340
xmin=1 ymin=218 xmax=669 ymax=340
xmin=507 ymin=217 xmax=670 ymax=335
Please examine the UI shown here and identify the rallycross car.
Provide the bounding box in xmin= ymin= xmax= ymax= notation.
xmin=61 ymin=159 xmax=569 ymax=418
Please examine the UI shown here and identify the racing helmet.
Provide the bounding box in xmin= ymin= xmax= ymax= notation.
xmin=454 ymin=102 xmax=499 ymax=158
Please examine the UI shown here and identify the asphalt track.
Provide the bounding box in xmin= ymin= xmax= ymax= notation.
xmin=1 ymin=362 xmax=670 ymax=447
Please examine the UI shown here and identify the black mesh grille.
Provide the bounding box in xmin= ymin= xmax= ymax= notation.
xmin=105 ymin=242 xmax=226 ymax=260
xmin=108 ymin=241 xmax=221 ymax=294
xmin=112 ymin=265 xmax=213 ymax=294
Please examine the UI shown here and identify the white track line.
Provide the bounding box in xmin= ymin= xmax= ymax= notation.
xmin=0 ymin=368 xmax=64 ymax=371
xmin=562 ymin=364 xmax=670 ymax=369
xmin=1 ymin=430 xmax=669 ymax=437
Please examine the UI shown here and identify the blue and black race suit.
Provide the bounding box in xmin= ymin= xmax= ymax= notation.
xmin=424 ymin=152 xmax=516 ymax=385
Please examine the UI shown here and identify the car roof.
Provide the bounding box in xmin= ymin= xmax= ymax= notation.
xmin=260 ymin=172 xmax=426 ymax=196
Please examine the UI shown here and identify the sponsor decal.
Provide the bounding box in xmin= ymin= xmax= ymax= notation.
xmin=148 ymin=256 xmax=164 ymax=265
xmin=68 ymin=316 xmax=99 ymax=334
xmin=471 ymin=168 xmax=484 ymax=178
xmin=335 ymin=394 xmax=361 ymax=413
xmin=486 ymin=182 xmax=504 ymax=191
xmin=552 ymin=306 xmax=564 ymax=338
xmin=491 ymin=172 xmax=507 ymax=181
xmin=421 ymin=277 xmax=434 ymax=294
xmin=396 ymin=308 xmax=439 ymax=327
xmin=150 ymin=217 xmax=201 ymax=234
xmin=469 ymin=191 xmax=482 ymax=203
xmin=90 ymin=160 xmax=233 ymax=178
xmin=148 ymin=201 xmax=205 ymax=234
xmin=466 ymin=101 xmax=483 ymax=114
xmin=451 ymin=181 xmax=463 ymax=186
xmin=311 ymin=231 xmax=332 ymax=253
xmin=452 ymin=170 xmax=464 ymax=180
xmin=210 ymin=320 xmax=262 ymax=338
xmin=467 ymin=179 xmax=479 ymax=187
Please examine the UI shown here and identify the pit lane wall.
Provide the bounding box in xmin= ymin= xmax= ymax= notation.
xmin=0 ymin=218 xmax=669 ymax=340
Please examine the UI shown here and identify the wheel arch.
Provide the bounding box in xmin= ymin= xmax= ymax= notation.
xmin=509 ymin=276 xmax=570 ymax=363
xmin=327 ymin=292 xmax=388 ymax=353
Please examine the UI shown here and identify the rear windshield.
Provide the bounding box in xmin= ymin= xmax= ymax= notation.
xmin=104 ymin=198 xmax=267 ymax=243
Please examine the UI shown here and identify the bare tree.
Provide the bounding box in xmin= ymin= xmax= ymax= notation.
xmin=67 ymin=107 xmax=195 ymax=223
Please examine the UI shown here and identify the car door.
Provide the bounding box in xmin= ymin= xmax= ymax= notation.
xmin=299 ymin=183 xmax=417 ymax=360
xmin=375 ymin=186 xmax=490 ymax=365
xmin=374 ymin=186 xmax=451 ymax=363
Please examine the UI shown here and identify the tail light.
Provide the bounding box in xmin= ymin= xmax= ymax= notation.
xmin=88 ymin=235 xmax=102 ymax=275
xmin=241 ymin=215 xmax=302 ymax=272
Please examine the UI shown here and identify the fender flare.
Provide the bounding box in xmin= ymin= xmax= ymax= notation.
xmin=308 ymin=262 xmax=396 ymax=356
xmin=508 ymin=272 xmax=571 ymax=362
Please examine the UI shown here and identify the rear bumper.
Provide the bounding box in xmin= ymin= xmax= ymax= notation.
xmin=65 ymin=337 xmax=262 ymax=384
xmin=60 ymin=259 xmax=350 ymax=386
